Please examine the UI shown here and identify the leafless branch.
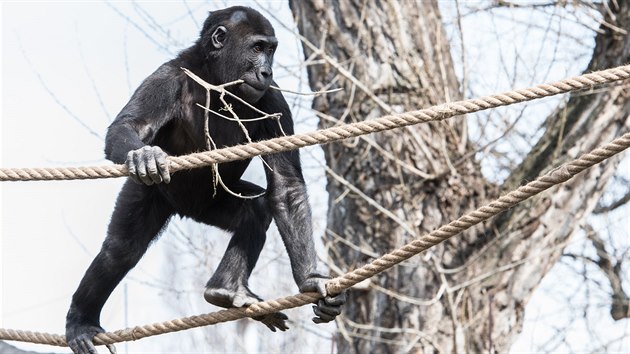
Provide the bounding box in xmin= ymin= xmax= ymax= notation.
xmin=586 ymin=225 xmax=630 ymax=320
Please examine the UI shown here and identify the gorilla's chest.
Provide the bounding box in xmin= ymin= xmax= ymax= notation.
xmin=159 ymin=109 xmax=263 ymax=156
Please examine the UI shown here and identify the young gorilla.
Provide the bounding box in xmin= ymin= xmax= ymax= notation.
xmin=65 ymin=6 xmax=346 ymax=354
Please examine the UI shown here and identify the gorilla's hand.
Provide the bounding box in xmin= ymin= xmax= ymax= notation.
xmin=126 ymin=146 xmax=170 ymax=185
xmin=299 ymin=273 xmax=347 ymax=324
xmin=66 ymin=322 xmax=117 ymax=354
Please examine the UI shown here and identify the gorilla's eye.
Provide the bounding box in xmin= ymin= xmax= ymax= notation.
xmin=253 ymin=44 xmax=263 ymax=53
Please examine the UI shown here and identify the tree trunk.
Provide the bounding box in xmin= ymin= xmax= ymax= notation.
xmin=290 ymin=1 xmax=630 ymax=353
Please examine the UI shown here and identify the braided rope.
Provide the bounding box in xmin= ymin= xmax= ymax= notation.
xmin=1 ymin=64 xmax=629 ymax=182
xmin=325 ymin=132 xmax=630 ymax=293
xmin=1 ymin=64 xmax=629 ymax=347
xmin=1 ymin=131 xmax=628 ymax=347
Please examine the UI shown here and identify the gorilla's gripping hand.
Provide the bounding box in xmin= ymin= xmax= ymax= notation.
xmin=299 ymin=274 xmax=347 ymax=324
xmin=66 ymin=321 xmax=117 ymax=354
xmin=126 ymin=146 xmax=171 ymax=185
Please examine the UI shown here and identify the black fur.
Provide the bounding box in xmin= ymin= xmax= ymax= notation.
xmin=65 ymin=7 xmax=345 ymax=354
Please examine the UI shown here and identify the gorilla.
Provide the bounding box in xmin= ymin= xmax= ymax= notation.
xmin=65 ymin=6 xmax=346 ymax=354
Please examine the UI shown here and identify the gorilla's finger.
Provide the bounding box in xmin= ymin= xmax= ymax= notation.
xmin=146 ymin=154 xmax=162 ymax=184
xmin=138 ymin=146 xmax=157 ymax=185
xmin=106 ymin=343 xmax=118 ymax=354
xmin=233 ymin=292 xmax=256 ymax=307
xmin=254 ymin=312 xmax=289 ymax=332
xmin=312 ymin=317 xmax=326 ymax=324
xmin=312 ymin=306 xmax=335 ymax=322
xmin=71 ymin=338 xmax=98 ymax=354
xmin=145 ymin=147 xmax=162 ymax=183
xmin=135 ymin=153 xmax=153 ymax=185
xmin=155 ymin=148 xmax=171 ymax=184
xmin=126 ymin=151 xmax=142 ymax=184
xmin=276 ymin=321 xmax=289 ymax=331
xmin=299 ymin=276 xmax=328 ymax=297
xmin=324 ymin=292 xmax=347 ymax=307
xmin=316 ymin=300 xmax=342 ymax=317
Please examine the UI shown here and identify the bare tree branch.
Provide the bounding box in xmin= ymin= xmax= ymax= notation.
xmin=586 ymin=225 xmax=630 ymax=320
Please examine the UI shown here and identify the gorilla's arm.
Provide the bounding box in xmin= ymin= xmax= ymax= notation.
xmin=261 ymin=90 xmax=347 ymax=322
xmin=105 ymin=64 xmax=180 ymax=184
xmin=265 ymin=150 xmax=316 ymax=284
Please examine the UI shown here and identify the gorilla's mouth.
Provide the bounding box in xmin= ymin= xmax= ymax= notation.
xmin=236 ymin=81 xmax=269 ymax=103
xmin=241 ymin=81 xmax=268 ymax=92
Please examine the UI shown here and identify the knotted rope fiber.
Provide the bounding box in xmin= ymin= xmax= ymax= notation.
xmin=1 ymin=64 xmax=629 ymax=182
xmin=1 ymin=64 xmax=629 ymax=347
xmin=1 ymin=131 xmax=628 ymax=347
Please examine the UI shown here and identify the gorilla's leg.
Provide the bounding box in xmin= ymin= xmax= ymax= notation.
xmin=200 ymin=180 xmax=288 ymax=331
xmin=66 ymin=181 xmax=173 ymax=354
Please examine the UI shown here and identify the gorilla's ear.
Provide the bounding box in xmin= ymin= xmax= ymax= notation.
xmin=211 ymin=26 xmax=227 ymax=49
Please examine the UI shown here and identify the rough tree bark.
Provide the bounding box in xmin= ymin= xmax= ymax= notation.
xmin=290 ymin=1 xmax=630 ymax=353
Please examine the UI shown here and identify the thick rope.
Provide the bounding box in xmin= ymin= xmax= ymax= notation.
xmin=1 ymin=131 xmax=628 ymax=347
xmin=1 ymin=64 xmax=629 ymax=346
xmin=325 ymin=132 xmax=630 ymax=293
xmin=1 ymin=64 xmax=629 ymax=182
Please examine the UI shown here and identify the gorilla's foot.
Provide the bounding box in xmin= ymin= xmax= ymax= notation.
xmin=203 ymin=285 xmax=289 ymax=331
xmin=204 ymin=286 xmax=260 ymax=308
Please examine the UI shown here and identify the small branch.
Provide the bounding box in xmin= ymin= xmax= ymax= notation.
xmin=586 ymin=225 xmax=630 ymax=321
xmin=195 ymin=104 xmax=281 ymax=122
xmin=594 ymin=189 xmax=630 ymax=213
xmin=269 ymin=85 xmax=342 ymax=96
xmin=184 ymin=67 xmax=276 ymax=199
xmin=323 ymin=165 xmax=418 ymax=237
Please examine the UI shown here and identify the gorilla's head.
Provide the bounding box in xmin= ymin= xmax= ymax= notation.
xmin=200 ymin=6 xmax=277 ymax=103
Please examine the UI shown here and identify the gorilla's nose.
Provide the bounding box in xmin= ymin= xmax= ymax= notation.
xmin=259 ymin=67 xmax=272 ymax=80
